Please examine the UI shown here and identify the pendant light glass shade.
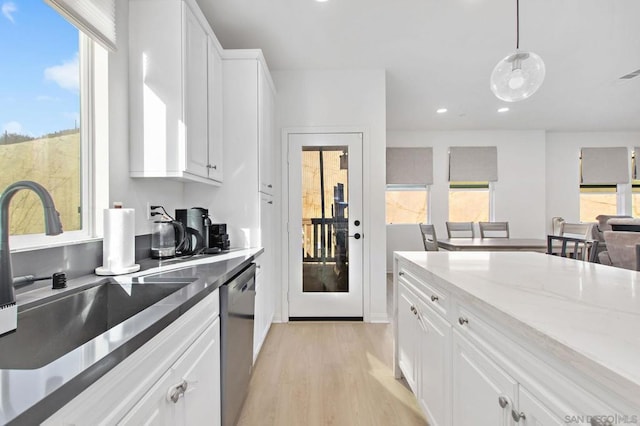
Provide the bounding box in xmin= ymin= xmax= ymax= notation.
xmin=490 ymin=50 xmax=545 ymax=102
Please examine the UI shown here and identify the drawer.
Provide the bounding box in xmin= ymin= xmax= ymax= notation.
xmin=398 ymin=264 xmax=450 ymax=320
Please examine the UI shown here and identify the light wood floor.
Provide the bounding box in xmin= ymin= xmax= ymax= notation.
xmin=237 ymin=322 xmax=427 ymax=426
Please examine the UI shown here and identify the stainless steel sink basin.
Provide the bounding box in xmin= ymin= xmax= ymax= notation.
xmin=0 ymin=279 xmax=193 ymax=369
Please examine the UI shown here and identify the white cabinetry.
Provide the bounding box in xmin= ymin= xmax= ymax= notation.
xmin=396 ymin=269 xmax=451 ymax=426
xmin=129 ymin=0 xmax=223 ymax=184
xmin=258 ymin=61 xmax=276 ymax=195
xmin=254 ymin=196 xmax=276 ymax=362
xmin=44 ymin=290 xmax=221 ymax=425
xmin=393 ymin=257 xmax=627 ymax=426
xmin=119 ymin=319 xmax=220 ymax=426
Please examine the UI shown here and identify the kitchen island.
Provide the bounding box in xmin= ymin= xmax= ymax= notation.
xmin=393 ymin=251 xmax=640 ymax=426
xmin=0 ymin=248 xmax=262 ymax=425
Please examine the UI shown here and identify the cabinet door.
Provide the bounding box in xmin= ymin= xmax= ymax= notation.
xmin=118 ymin=369 xmax=176 ymax=426
xmin=517 ymin=386 xmax=565 ymax=426
xmin=416 ymin=299 xmax=451 ymax=426
xmin=397 ymin=281 xmax=419 ymax=394
xmin=119 ymin=320 xmax=221 ymax=426
xmin=258 ymin=61 xmax=275 ymax=195
xmin=207 ymin=37 xmax=223 ymax=182
xmin=253 ymin=267 xmax=265 ymax=361
xmin=175 ymin=319 xmax=221 ymax=426
xmin=452 ymin=330 xmax=518 ymax=426
xmin=184 ymin=4 xmax=209 ymax=179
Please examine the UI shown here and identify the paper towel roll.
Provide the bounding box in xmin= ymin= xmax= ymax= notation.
xmin=95 ymin=208 xmax=140 ymax=275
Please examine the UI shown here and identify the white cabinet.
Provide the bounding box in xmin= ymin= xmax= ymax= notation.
xmin=119 ymin=319 xmax=221 ymax=426
xmin=44 ymin=290 xmax=221 ymax=425
xmin=254 ymin=195 xmax=275 ymax=362
xmin=258 ymin=61 xmax=276 ymax=195
xmin=452 ymin=330 xmax=517 ymax=426
xmin=416 ymin=298 xmax=451 ymax=426
xmin=394 ymin=256 xmax=627 ymax=426
xmin=396 ymin=272 xmax=451 ymax=426
xmin=129 ymin=0 xmax=223 ymax=185
xmin=396 ymin=281 xmax=419 ymax=394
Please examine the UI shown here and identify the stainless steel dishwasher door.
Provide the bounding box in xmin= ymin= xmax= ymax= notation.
xmin=220 ymin=263 xmax=256 ymax=426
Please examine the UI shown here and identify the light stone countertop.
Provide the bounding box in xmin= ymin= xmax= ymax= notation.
xmin=395 ymin=251 xmax=640 ymax=409
xmin=1 ymin=248 xmax=262 ymax=425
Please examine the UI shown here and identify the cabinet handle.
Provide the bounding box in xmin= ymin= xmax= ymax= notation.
xmin=167 ymin=380 xmax=189 ymax=403
xmin=458 ymin=317 xmax=469 ymax=326
xmin=430 ymin=295 xmax=439 ymax=302
xmin=399 ymin=272 xmax=405 ymax=276
xmin=410 ymin=305 xmax=416 ymax=314
xmin=268 ymin=201 xmax=273 ymax=205
xmin=498 ymin=395 xmax=510 ymax=408
xmin=511 ymin=410 xmax=526 ymax=422
xmin=267 ymin=184 xmax=273 ymax=188
xmin=207 ymin=164 xmax=217 ymax=170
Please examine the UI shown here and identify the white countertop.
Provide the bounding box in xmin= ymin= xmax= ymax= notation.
xmin=396 ymin=251 xmax=640 ymax=407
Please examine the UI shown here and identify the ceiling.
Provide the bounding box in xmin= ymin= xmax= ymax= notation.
xmin=196 ymin=0 xmax=640 ymax=132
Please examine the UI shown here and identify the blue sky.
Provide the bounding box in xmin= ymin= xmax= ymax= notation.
xmin=0 ymin=1 xmax=79 ymax=137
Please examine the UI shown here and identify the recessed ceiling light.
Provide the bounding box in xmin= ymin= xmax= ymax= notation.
xmin=436 ymin=108 xmax=448 ymax=114
xmin=315 ymin=0 xmax=329 ymax=2
xmin=497 ymin=107 xmax=509 ymax=113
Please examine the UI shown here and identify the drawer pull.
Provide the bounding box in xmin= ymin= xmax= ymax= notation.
xmin=168 ymin=380 xmax=188 ymax=403
xmin=511 ymin=410 xmax=526 ymax=422
xmin=430 ymin=295 xmax=439 ymax=302
xmin=399 ymin=272 xmax=405 ymax=276
xmin=458 ymin=317 xmax=469 ymax=326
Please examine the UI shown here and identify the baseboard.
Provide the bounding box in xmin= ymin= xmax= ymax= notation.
xmin=369 ymin=312 xmax=390 ymax=323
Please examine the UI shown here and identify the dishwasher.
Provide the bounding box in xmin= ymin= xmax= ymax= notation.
xmin=220 ymin=263 xmax=256 ymax=426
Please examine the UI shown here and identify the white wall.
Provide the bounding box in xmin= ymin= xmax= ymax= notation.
xmin=386 ymin=130 xmax=547 ymax=271
xmin=272 ymin=69 xmax=387 ymax=322
xmin=109 ymin=0 xmax=185 ymax=236
xmin=546 ymin=131 xmax=640 ymax=225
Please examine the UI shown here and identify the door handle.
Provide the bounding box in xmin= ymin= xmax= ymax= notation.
xmin=349 ymin=233 xmax=361 ymax=240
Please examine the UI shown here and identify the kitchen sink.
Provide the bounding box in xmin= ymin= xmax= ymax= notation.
xmin=0 ymin=279 xmax=194 ymax=370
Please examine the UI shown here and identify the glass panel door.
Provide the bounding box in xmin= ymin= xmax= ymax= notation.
xmin=288 ymin=133 xmax=363 ymax=318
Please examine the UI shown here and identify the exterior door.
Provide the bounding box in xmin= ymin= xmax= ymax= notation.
xmin=288 ymin=133 xmax=363 ymax=318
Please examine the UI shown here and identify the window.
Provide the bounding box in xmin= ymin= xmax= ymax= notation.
xmin=449 ymin=182 xmax=490 ymax=222
xmin=633 ymin=184 xmax=640 ymax=217
xmin=580 ymin=185 xmax=617 ymax=222
xmin=0 ymin=2 xmax=108 ymax=248
xmin=386 ymin=185 xmax=428 ymax=224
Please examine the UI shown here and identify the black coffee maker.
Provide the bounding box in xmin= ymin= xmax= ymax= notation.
xmin=175 ymin=207 xmax=210 ymax=254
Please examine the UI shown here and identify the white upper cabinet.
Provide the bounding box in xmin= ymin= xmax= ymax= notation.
xmin=258 ymin=61 xmax=276 ymax=195
xmin=129 ymin=0 xmax=223 ymax=185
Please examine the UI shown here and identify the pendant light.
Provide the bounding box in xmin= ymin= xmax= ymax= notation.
xmin=490 ymin=0 xmax=545 ymax=102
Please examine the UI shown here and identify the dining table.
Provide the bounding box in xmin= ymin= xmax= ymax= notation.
xmin=437 ymin=238 xmax=549 ymax=252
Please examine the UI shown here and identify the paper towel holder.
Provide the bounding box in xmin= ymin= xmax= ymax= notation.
xmin=95 ymin=203 xmax=140 ymax=276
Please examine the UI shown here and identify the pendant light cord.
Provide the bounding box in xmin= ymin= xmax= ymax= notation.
xmin=516 ymin=0 xmax=520 ymax=49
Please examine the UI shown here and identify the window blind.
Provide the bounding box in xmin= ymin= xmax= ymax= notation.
xmin=580 ymin=147 xmax=629 ymax=184
xmin=386 ymin=148 xmax=433 ymax=185
xmin=449 ymin=146 xmax=498 ymax=182
xmin=46 ymin=0 xmax=117 ymax=51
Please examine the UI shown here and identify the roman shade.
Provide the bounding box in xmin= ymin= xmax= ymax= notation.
xmin=386 ymin=148 xmax=433 ymax=185
xmin=580 ymin=147 xmax=629 ymax=184
xmin=449 ymin=146 xmax=498 ymax=182
xmin=46 ymin=0 xmax=117 ymax=51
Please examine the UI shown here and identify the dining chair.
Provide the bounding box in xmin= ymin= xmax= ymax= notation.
xmin=546 ymin=235 xmax=599 ymax=262
xmin=559 ymin=222 xmax=595 ymax=240
xmin=445 ymin=222 xmax=474 ymax=238
xmin=418 ymin=223 xmax=439 ymax=251
xmin=479 ymin=222 xmax=509 ymax=238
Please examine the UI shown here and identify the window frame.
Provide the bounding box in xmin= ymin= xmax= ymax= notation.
xmin=385 ymin=184 xmax=430 ymax=225
xmin=10 ymin=33 xmax=106 ymax=251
